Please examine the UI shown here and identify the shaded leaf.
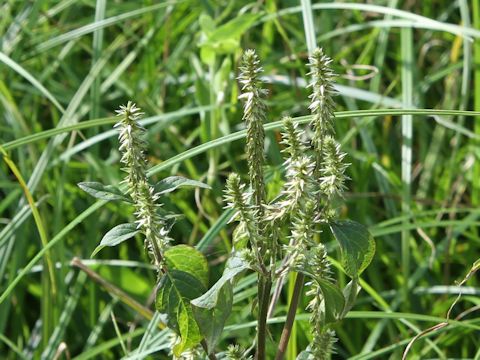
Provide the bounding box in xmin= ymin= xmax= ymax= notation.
xmin=193 ymin=281 xmax=233 ymax=354
xmin=317 ymin=279 xmax=345 ymax=325
xmin=156 ymin=270 xmax=206 ymax=356
xmin=154 ymin=176 xmax=210 ymax=195
xmin=165 ymin=245 xmax=209 ymax=288
xmin=91 ymin=223 xmax=139 ymax=257
xmin=78 ymin=182 xmax=131 ymax=202
xmin=341 ymin=277 xmax=360 ymax=318
xmin=330 ymin=220 xmax=376 ymax=278
xmin=191 ymin=252 xmax=248 ymax=309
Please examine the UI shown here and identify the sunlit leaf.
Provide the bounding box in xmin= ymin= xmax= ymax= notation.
xmin=91 ymin=223 xmax=139 ymax=257
xmin=78 ymin=182 xmax=131 ymax=202
xmin=154 ymin=176 xmax=210 ymax=195
xmin=165 ymin=245 xmax=209 ymax=288
xmin=155 ymin=270 xmax=205 ymax=356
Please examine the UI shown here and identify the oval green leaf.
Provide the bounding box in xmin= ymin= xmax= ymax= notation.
xmin=154 ymin=176 xmax=211 ymax=195
xmin=330 ymin=220 xmax=376 ymax=278
xmin=164 ymin=245 xmax=209 ymax=288
xmin=156 ymin=270 xmax=206 ymax=356
xmin=78 ymin=182 xmax=131 ymax=202
xmin=91 ymin=223 xmax=139 ymax=257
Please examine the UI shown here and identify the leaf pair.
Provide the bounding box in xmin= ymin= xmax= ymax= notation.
xmin=79 ymin=176 xmax=210 ymax=257
xmin=79 ymin=175 xmax=209 ymax=202
xmin=155 ymin=246 xmax=249 ymax=356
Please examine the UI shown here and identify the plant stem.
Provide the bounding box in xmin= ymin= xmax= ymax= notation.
xmin=256 ymin=277 xmax=272 ymax=360
xmin=274 ymin=273 xmax=304 ymax=360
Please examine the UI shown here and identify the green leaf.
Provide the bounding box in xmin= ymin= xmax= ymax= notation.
xmin=154 ymin=176 xmax=211 ymax=195
xmin=78 ymin=182 xmax=131 ymax=202
xmin=192 ymin=282 xmax=233 ymax=354
xmin=317 ymin=279 xmax=345 ymax=325
xmin=191 ymin=252 xmax=248 ymax=309
xmin=296 ymin=350 xmax=311 ymax=360
xmin=199 ymin=13 xmax=215 ymax=35
xmin=165 ymin=245 xmax=209 ymax=288
xmin=200 ymin=45 xmax=216 ymax=66
xmin=203 ymin=14 xmax=260 ymax=48
xmin=341 ymin=277 xmax=360 ymax=319
xmin=156 ymin=270 xmax=206 ymax=356
xmin=91 ymin=223 xmax=139 ymax=257
xmin=330 ymin=220 xmax=376 ymax=278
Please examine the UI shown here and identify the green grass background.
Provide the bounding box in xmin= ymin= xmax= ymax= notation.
xmin=1 ymin=0 xmax=480 ymax=358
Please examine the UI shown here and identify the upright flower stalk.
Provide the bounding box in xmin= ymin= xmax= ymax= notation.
xmin=238 ymin=49 xmax=267 ymax=214
xmin=275 ymin=48 xmax=349 ymax=360
xmin=225 ymin=47 xmax=374 ymax=360
xmin=115 ymin=102 xmax=170 ymax=270
xmin=304 ymin=49 xmax=347 ymax=360
xmin=236 ymin=49 xmax=271 ymax=360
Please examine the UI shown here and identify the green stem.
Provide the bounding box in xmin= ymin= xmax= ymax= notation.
xmin=256 ymin=277 xmax=272 ymax=360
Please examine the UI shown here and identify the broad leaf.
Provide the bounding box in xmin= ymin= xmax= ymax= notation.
xmin=192 ymin=281 xmax=233 ymax=354
xmin=154 ymin=176 xmax=210 ymax=195
xmin=91 ymin=223 xmax=139 ymax=257
xmin=78 ymin=182 xmax=131 ymax=202
xmin=156 ymin=270 xmax=206 ymax=356
xmin=165 ymin=245 xmax=209 ymax=288
xmin=317 ymin=279 xmax=345 ymax=325
xmin=330 ymin=220 xmax=376 ymax=278
xmin=191 ymin=252 xmax=248 ymax=309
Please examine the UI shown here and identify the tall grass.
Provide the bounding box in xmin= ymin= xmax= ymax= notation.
xmin=1 ymin=1 xmax=480 ymax=358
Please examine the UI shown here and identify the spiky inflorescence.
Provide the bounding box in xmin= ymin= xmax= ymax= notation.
xmin=307 ymin=48 xmax=337 ymax=174
xmin=308 ymin=328 xmax=337 ymax=360
xmin=224 ymin=173 xmax=264 ymax=269
xmin=238 ymin=49 xmax=267 ymax=212
xmin=300 ymin=49 xmax=342 ymax=360
xmin=304 ymin=244 xmax=336 ymax=359
xmin=265 ymin=117 xmax=314 ymax=223
xmin=225 ymin=344 xmax=252 ymax=360
xmin=280 ymin=117 xmax=307 ymax=163
xmin=302 ymin=243 xmax=333 ymax=283
xmin=115 ymin=102 xmax=148 ymax=196
xmin=115 ymin=102 xmax=170 ymax=268
xmin=267 ymin=156 xmax=315 ymax=223
xmin=319 ymin=136 xmax=350 ymax=212
xmin=279 ymin=200 xmax=317 ymax=275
